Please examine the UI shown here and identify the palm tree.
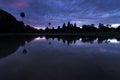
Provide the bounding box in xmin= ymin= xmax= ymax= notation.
xmin=20 ymin=12 xmax=25 ymax=22
xmin=48 ymin=22 xmax=51 ymax=28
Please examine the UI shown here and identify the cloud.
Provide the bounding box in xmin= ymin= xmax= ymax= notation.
xmin=0 ymin=0 xmax=30 ymax=9
xmin=10 ymin=1 xmax=30 ymax=9
xmin=0 ymin=0 xmax=120 ymax=27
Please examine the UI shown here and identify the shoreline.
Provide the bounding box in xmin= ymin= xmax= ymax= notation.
xmin=0 ymin=32 xmax=120 ymax=37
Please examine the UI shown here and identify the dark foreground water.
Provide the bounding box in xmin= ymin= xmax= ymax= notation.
xmin=0 ymin=36 xmax=120 ymax=80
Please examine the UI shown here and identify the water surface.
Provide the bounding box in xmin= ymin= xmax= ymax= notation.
xmin=0 ymin=36 xmax=120 ymax=80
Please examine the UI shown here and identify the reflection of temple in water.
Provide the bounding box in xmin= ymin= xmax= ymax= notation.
xmin=0 ymin=35 xmax=120 ymax=59
xmin=43 ymin=35 xmax=120 ymax=45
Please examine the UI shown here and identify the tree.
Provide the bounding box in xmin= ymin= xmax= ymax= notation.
xmin=20 ymin=12 xmax=25 ymax=21
xmin=91 ymin=24 xmax=95 ymax=27
xmin=23 ymin=41 xmax=27 ymax=54
xmin=98 ymin=23 xmax=104 ymax=28
xmin=106 ymin=24 xmax=111 ymax=28
xmin=45 ymin=27 xmax=49 ymax=30
xmin=52 ymin=27 xmax=54 ymax=30
xmin=48 ymin=22 xmax=51 ymax=27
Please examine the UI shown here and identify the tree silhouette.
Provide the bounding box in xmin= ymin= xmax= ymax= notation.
xmin=20 ymin=12 xmax=25 ymax=22
xmin=23 ymin=48 xmax=27 ymax=54
xmin=48 ymin=22 xmax=51 ymax=28
xmin=23 ymin=41 xmax=27 ymax=55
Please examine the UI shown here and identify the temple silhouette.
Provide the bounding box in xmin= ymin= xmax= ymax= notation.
xmin=0 ymin=9 xmax=120 ymax=35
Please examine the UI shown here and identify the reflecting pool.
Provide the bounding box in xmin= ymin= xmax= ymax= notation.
xmin=0 ymin=35 xmax=120 ymax=80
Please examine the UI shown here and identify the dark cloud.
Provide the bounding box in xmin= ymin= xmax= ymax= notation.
xmin=0 ymin=0 xmax=120 ymax=28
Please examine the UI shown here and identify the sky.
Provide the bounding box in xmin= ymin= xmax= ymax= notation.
xmin=0 ymin=0 xmax=120 ymax=29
